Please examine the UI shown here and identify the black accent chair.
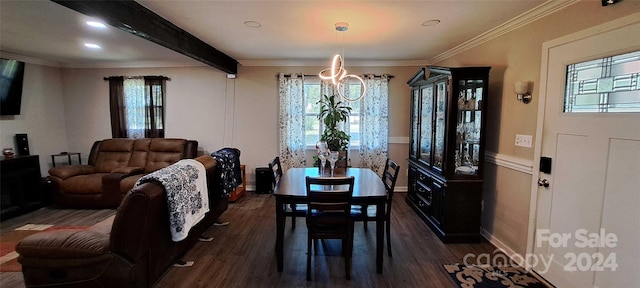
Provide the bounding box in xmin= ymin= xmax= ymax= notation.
xmin=351 ymin=158 xmax=400 ymax=257
xmin=305 ymin=176 xmax=355 ymax=281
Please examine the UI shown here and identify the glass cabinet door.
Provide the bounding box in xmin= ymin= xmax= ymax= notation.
xmin=419 ymin=84 xmax=433 ymax=165
xmin=454 ymin=79 xmax=483 ymax=176
xmin=410 ymin=89 xmax=419 ymax=159
xmin=433 ymin=81 xmax=447 ymax=171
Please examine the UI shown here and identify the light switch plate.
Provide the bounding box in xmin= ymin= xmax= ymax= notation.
xmin=515 ymin=134 xmax=533 ymax=148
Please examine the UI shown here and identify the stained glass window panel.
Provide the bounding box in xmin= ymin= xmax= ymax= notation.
xmin=564 ymin=50 xmax=640 ymax=113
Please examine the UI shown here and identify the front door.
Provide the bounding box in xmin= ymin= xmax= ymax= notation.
xmin=532 ymin=19 xmax=640 ymax=287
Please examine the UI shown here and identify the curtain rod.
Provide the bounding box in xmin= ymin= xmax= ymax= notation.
xmin=103 ymin=76 xmax=170 ymax=80
xmin=278 ymin=73 xmax=394 ymax=79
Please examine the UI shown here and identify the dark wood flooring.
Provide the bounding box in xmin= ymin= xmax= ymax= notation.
xmin=0 ymin=192 xmax=499 ymax=288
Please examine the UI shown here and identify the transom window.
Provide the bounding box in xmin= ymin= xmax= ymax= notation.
xmin=304 ymin=79 xmax=361 ymax=147
xmin=564 ymin=50 xmax=640 ymax=113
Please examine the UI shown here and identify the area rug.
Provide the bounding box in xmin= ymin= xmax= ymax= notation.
xmin=443 ymin=263 xmax=549 ymax=288
xmin=0 ymin=224 xmax=89 ymax=272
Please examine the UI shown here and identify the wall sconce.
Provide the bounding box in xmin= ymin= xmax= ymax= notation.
xmin=514 ymin=81 xmax=532 ymax=104
xmin=601 ymin=0 xmax=621 ymax=6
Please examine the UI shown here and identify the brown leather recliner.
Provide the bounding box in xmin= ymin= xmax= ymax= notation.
xmin=17 ymin=154 xmax=229 ymax=288
xmin=48 ymin=138 xmax=198 ymax=208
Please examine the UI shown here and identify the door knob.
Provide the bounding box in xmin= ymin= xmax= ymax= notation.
xmin=538 ymin=178 xmax=550 ymax=187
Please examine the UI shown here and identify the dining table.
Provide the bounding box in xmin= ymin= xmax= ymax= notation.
xmin=274 ymin=167 xmax=387 ymax=274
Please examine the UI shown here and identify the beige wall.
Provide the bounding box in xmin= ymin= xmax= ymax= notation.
xmin=6 ymin=63 xmax=414 ymax=187
xmin=436 ymin=1 xmax=639 ymax=158
xmin=60 ymin=66 xmax=229 ymax=155
xmin=55 ymin=64 xmax=416 ymax=189
xmin=232 ymin=65 xmax=417 ymax=188
xmin=434 ymin=1 xmax=640 ymax=255
xmin=0 ymin=63 xmax=68 ymax=175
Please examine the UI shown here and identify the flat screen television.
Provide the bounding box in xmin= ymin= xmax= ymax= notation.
xmin=0 ymin=58 xmax=25 ymax=115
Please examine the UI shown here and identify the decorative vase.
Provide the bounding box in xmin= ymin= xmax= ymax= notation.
xmin=2 ymin=148 xmax=15 ymax=158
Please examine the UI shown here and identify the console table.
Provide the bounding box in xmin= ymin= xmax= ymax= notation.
xmin=1 ymin=155 xmax=44 ymax=220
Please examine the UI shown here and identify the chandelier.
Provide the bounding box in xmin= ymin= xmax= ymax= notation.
xmin=318 ymin=22 xmax=366 ymax=102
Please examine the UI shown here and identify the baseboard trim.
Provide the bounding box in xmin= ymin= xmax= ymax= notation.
xmin=394 ymin=186 xmax=408 ymax=192
xmin=480 ymin=228 xmax=521 ymax=265
xmin=481 ymin=228 xmax=556 ymax=287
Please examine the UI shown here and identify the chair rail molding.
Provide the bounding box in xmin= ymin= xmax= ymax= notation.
xmin=389 ymin=137 xmax=409 ymax=144
xmin=484 ymin=151 xmax=533 ymax=175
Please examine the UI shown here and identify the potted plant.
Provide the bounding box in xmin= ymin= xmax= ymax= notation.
xmin=317 ymin=94 xmax=352 ymax=167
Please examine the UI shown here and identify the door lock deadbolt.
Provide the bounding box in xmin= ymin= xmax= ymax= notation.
xmin=538 ymin=178 xmax=550 ymax=188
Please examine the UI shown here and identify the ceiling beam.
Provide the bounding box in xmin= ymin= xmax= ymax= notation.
xmin=52 ymin=0 xmax=238 ymax=74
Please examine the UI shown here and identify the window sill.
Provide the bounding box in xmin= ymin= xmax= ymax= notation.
xmin=305 ymin=146 xmax=360 ymax=150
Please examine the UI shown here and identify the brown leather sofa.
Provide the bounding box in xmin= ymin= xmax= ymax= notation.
xmin=48 ymin=138 xmax=198 ymax=208
xmin=17 ymin=155 xmax=229 ymax=288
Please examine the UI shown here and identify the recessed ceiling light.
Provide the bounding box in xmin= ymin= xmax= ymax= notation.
xmin=421 ymin=19 xmax=441 ymax=27
xmin=244 ymin=21 xmax=262 ymax=28
xmin=84 ymin=43 xmax=102 ymax=49
xmin=86 ymin=21 xmax=107 ymax=29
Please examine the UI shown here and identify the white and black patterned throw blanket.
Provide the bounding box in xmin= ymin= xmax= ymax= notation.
xmin=210 ymin=148 xmax=242 ymax=198
xmin=135 ymin=159 xmax=209 ymax=242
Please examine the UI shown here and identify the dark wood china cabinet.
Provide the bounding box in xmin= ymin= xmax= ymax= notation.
xmin=406 ymin=66 xmax=490 ymax=243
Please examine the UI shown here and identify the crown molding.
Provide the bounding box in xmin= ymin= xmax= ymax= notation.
xmin=429 ymin=0 xmax=579 ymax=64
xmin=0 ymin=52 xmax=63 ymax=68
xmin=57 ymin=61 xmax=206 ymax=69
xmin=238 ymin=59 xmax=429 ymax=67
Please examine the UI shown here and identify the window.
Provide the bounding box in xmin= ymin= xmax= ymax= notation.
xmin=564 ymin=50 xmax=640 ymax=113
xmin=108 ymin=76 xmax=166 ymax=138
xmin=304 ymin=79 xmax=361 ymax=147
xmin=278 ymin=73 xmax=389 ymax=171
xmin=123 ymin=78 xmax=164 ymax=138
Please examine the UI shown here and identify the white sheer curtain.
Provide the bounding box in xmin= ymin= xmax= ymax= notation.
xmin=123 ymin=77 xmax=146 ymax=139
xmin=358 ymin=74 xmax=389 ymax=175
xmin=278 ymin=73 xmax=306 ymax=170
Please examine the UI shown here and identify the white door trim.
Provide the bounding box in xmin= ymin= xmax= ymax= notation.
xmin=526 ymin=12 xmax=640 ymax=268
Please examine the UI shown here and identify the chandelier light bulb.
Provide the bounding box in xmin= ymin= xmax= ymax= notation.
xmin=318 ymin=54 xmax=346 ymax=85
xmin=318 ymin=22 xmax=366 ymax=102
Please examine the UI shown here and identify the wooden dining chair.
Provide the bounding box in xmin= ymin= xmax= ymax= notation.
xmin=270 ymin=157 xmax=306 ymax=229
xmin=351 ymin=158 xmax=400 ymax=257
xmin=268 ymin=156 xmax=283 ymax=188
xmin=305 ymin=176 xmax=355 ymax=281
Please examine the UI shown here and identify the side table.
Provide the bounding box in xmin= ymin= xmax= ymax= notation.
xmin=51 ymin=152 xmax=81 ymax=167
